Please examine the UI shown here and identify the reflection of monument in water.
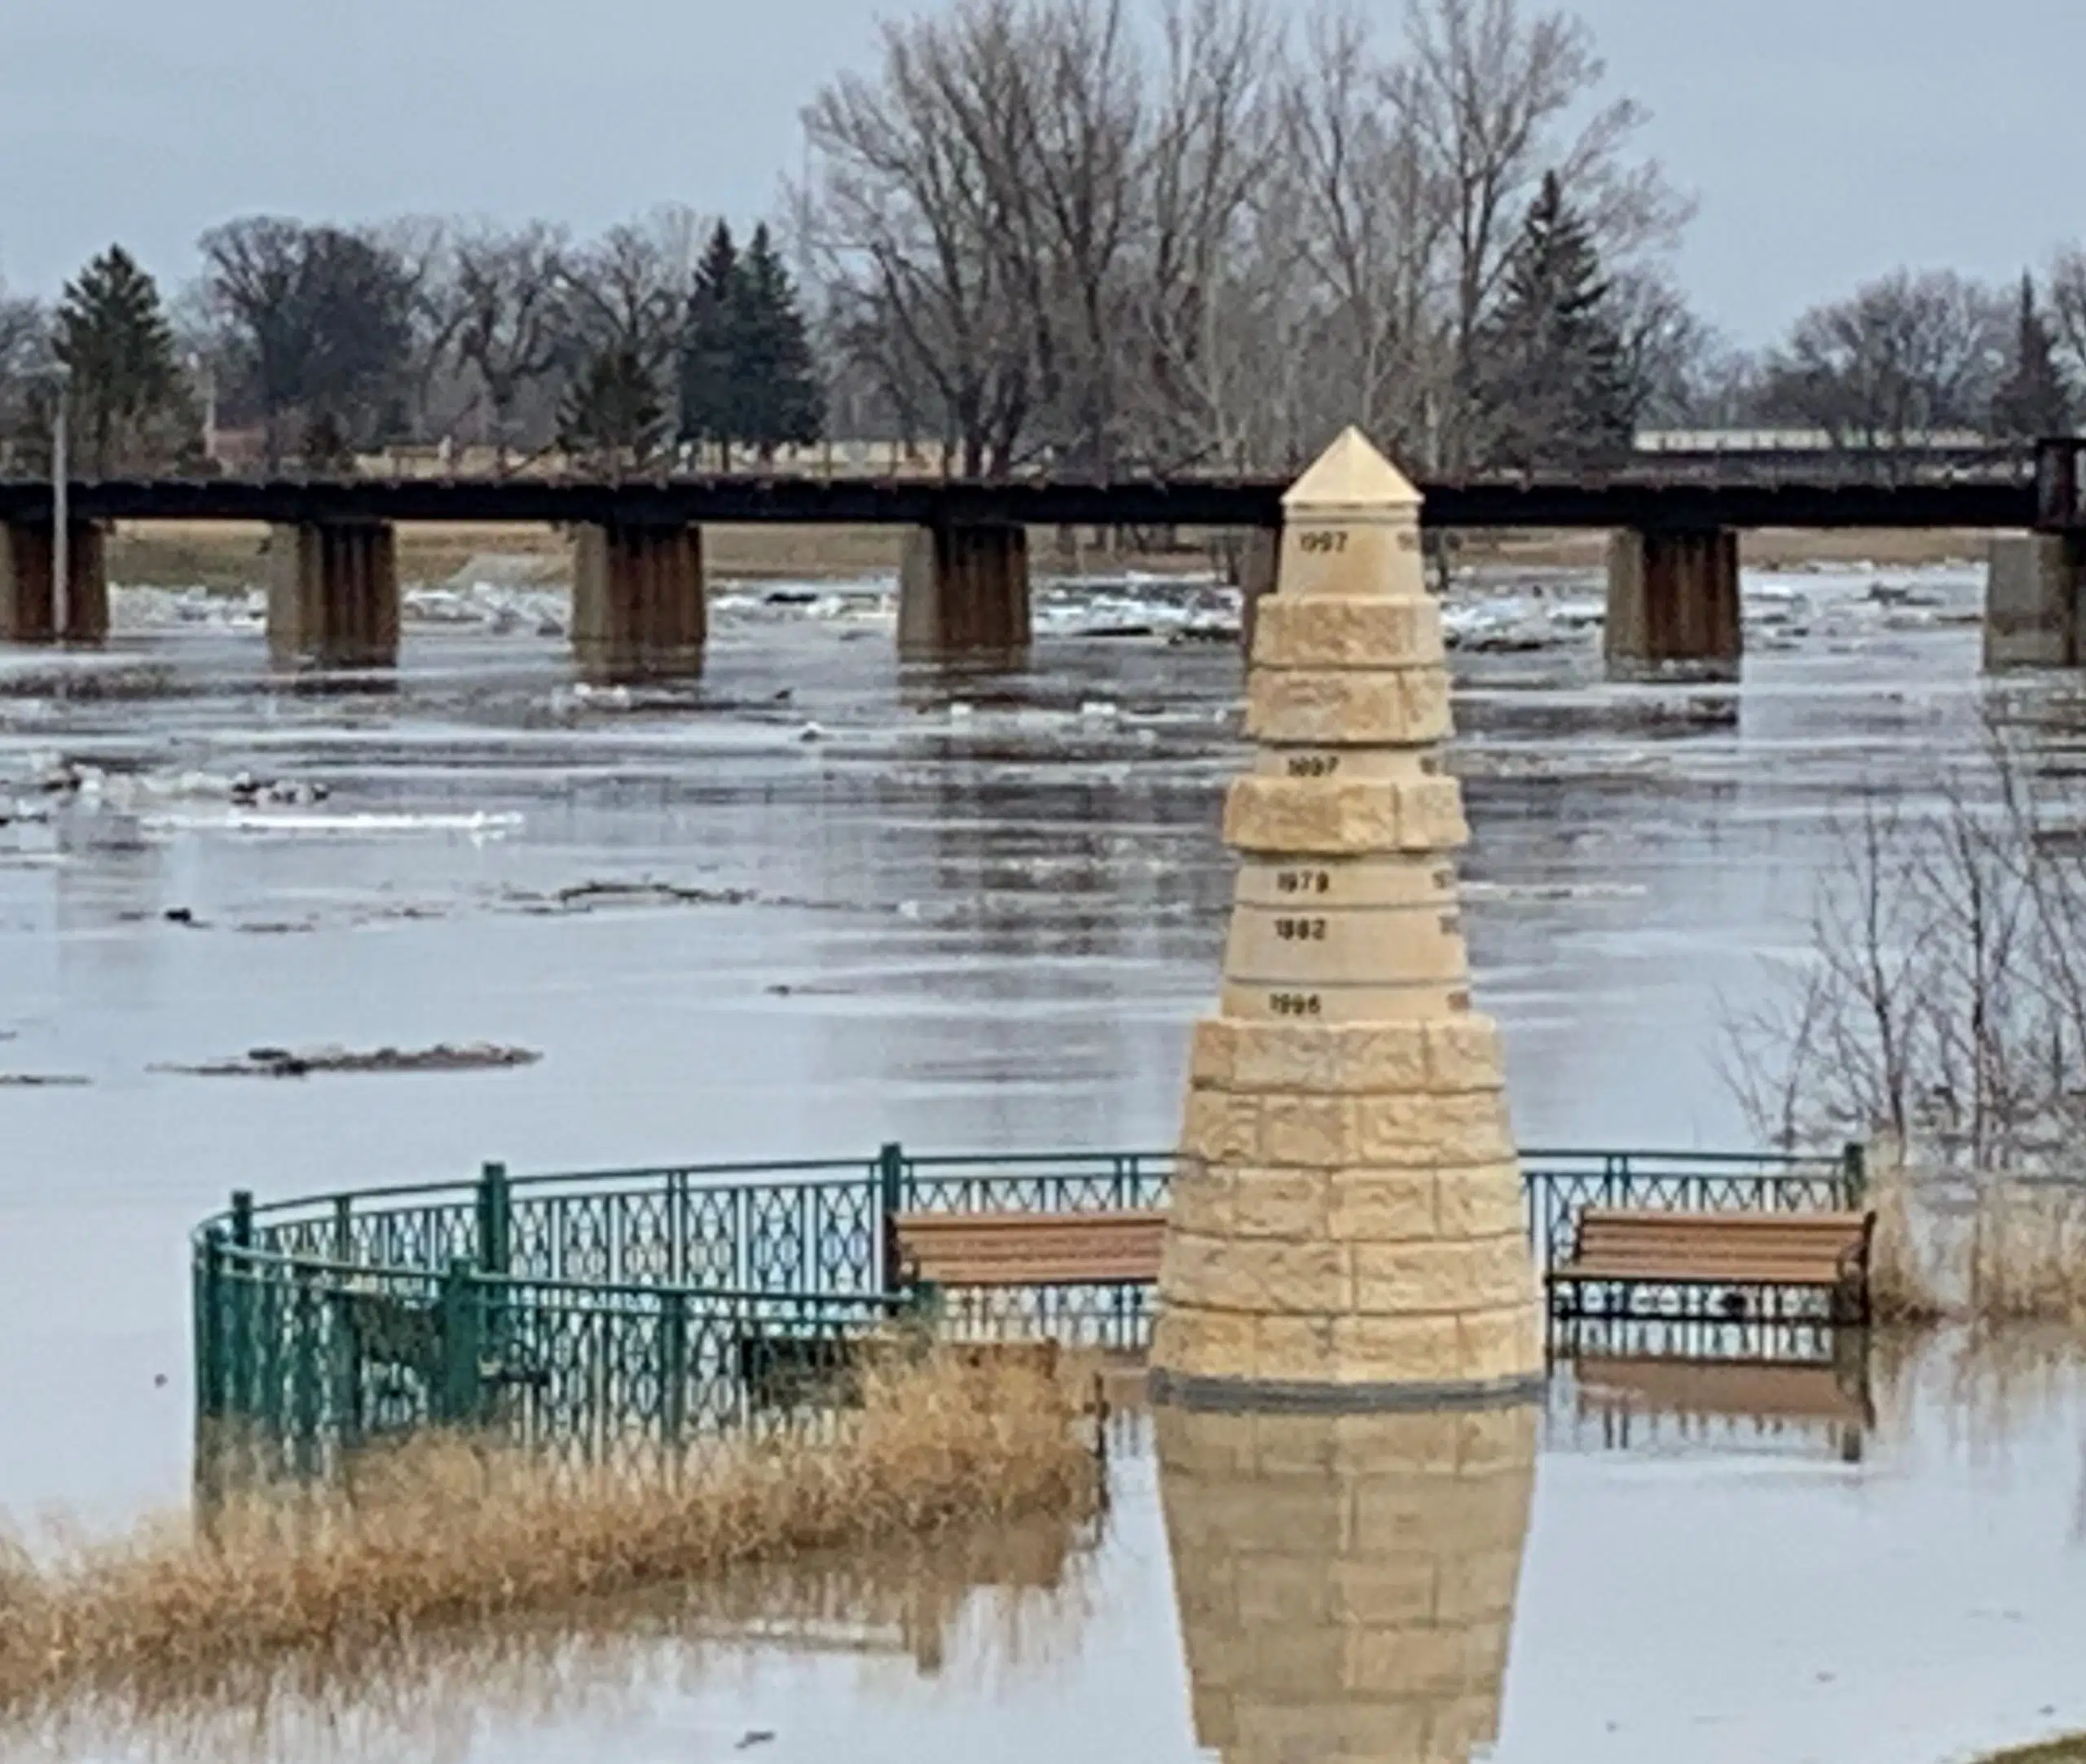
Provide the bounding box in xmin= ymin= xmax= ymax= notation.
xmin=1157 ymin=1404 xmax=1535 ymax=1764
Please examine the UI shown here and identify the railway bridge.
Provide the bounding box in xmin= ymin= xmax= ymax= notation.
xmin=0 ymin=440 xmax=2076 ymax=681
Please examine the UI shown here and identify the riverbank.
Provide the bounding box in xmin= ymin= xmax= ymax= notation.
xmin=102 ymin=519 xmax=1990 ymax=593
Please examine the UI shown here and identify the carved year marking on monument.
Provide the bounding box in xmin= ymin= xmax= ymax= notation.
xmin=1269 ymin=992 xmax=1324 ymax=1017
xmin=1285 ymin=754 xmax=1340 ymax=778
xmin=1274 ymin=917 xmax=1329 ymax=943
xmin=1276 ymin=869 xmax=1331 ymax=895
xmin=1297 ymin=530 xmax=1349 ymax=555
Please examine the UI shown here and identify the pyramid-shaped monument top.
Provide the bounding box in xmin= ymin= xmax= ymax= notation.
xmin=1282 ymin=426 xmax=1423 ymax=518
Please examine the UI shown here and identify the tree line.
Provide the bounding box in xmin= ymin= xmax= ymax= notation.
xmin=0 ymin=0 xmax=2079 ymax=481
xmin=0 ymin=216 xmax=821 ymax=476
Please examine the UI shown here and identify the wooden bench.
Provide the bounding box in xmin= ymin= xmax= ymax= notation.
xmin=1549 ymin=1208 xmax=1876 ymax=1325
xmin=891 ymin=1210 xmax=1166 ymax=1289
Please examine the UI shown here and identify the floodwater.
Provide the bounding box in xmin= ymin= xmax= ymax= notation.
xmin=5 ymin=559 xmax=2086 ymax=1762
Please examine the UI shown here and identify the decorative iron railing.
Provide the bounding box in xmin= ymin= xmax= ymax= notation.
xmin=193 ymin=1142 xmax=1859 ymax=1480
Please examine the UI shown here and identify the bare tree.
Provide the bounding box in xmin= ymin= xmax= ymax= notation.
xmin=452 ymin=223 xmax=571 ymax=464
xmin=553 ymin=215 xmax=699 ymax=468
xmin=803 ymin=1 xmax=1042 ymax=474
xmin=1757 ymin=269 xmax=2009 ymax=448
xmin=1402 ymin=0 xmax=1689 ymax=465
xmin=1725 ymin=732 xmax=2086 ymax=1177
xmin=200 ymin=218 xmax=416 ymax=467
xmin=1131 ymin=0 xmax=1290 ymax=468
xmin=2046 ymin=245 xmax=2086 ymax=418
xmin=1272 ymin=7 xmax=1445 ymax=464
xmin=0 ymin=285 xmax=51 ymax=464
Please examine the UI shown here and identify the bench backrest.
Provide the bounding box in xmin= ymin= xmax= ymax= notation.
xmin=893 ymin=1210 xmax=1166 ymax=1288
xmin=1569 ymin=1208 xmax=1874 ymax=1282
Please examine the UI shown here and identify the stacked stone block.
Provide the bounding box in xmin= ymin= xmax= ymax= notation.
xmin=1156 ymin=1402 xmax=1535 ymax=1763
xmin=1152 ymin=428 xmax=1542 ymax=1401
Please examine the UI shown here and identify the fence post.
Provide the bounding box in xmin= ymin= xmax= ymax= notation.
xmin=1842 ymin=1141 xmax=1868 ymax=1207
xmin=477 ymin=1162 xmax=512 ymax=1276
xmin=439 ymin=1259 xmax=484 ymax=1427
xmin=225 ymin=1194 xmax=255 ymax=1427
xmin=333 ymin=1194 xmax=354 ymax=1265
xmin=193 ymin=1230 xmax=224 ymax=1422
xmin=192 ymin=1230 xmax=229 ymax=1515
xmin=878 ymin=1142 xmax=905 ymax=1295
xmin=290 ymin=1265 xmax=321 ymax=1477
xmin=662 ymin=1288 xmax=689 ymax=1451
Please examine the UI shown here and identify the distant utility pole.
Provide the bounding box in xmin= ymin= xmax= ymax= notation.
xmin=51 ymin=362 xmax=71 ymax=643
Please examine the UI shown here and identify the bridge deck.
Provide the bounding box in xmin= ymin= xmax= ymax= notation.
xmin=0 ymin=471 xmax=2046 ymax=532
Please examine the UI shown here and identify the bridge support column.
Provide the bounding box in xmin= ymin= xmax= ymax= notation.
xmin=571 ymin=521 xmax=706 ymax=683
xmin=1237 ymin=526 xmax=1278 ymax=663
xmin=1151 ymin=429 xmax=1542 ymax=1407
xmin=267 ymin=521 xmax=399 ymax=670
xmin=897 ymin=522 xmax=1030 ymax=659
xmin=1604 ymin=526 xmax=1741 ymax=682
xmin=0 ymin=521 xmax=109 ymax=644
xmin=1984 ymin=534 xmax=2084 ymax=670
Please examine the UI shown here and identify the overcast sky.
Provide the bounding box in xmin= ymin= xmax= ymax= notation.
xmin=0 ymin=0 xmax=2077 ymax=345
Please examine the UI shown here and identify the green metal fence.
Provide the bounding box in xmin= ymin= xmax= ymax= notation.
xmin=192 ymin=1142 xmax=1859 ymax=1480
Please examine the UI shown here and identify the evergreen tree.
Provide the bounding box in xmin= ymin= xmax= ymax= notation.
xmin=1473 ymin=173 xmax=1634 ymax=469
xmin=1991 ymin=272 xmax=2075 ymax=440
xmin=558 ymin=344 xmax=667 ymax=472
xmin=678 ymin=222 xmax=741 ymax=466
xmin=729 ymin=225 xmax=823 ymax=461
xmin=55 ymin=245 xmax=191 ymax=473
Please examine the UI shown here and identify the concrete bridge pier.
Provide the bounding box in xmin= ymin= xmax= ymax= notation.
xmin=1984 ymin=534 xmax=2085 ymax=670
xmin=0 ymin=521 xmax=109 ymax=644
xmin=1604 ymin=526 xmax=1741 ymax=682
xmin=267 ymin=521 xmax=400 ymax=671
xmin=897 ymin=522 xmax=1030 ymax=660
xmin=571 ymin=521 xmax=707 ymax=683
xmin=1237 ymin=526 xmax=1279 ymax=662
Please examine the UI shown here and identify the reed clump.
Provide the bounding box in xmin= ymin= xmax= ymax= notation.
xmin=1868 ymin=1160 xmax=2086 ymax=1325
xmin=0 ymin=1348 xmax=1097 ymax=1717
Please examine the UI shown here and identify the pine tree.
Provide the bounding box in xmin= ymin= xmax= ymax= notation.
xmin=558 ymin=344 xmax=666 ymax=473
xmin=55 ymin=245 xmax=191 ymax=474
xmin=1474 ymin=173 xmax=1634 ymax=469
xmin=679 ymin=222 xmax=741 ymax=467
xmin=1991 ymin=272 xmax=2075 ymax=440
xmin=729 ymin=225 xmax=823 ymax=462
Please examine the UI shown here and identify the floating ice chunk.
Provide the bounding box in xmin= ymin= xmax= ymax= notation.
xmin=139 ymin=809 xmax=524 ymax=840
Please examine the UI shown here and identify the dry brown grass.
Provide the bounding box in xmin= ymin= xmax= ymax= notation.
xmin=1868 ymin=1161 xmax=2086 ymax=1325
xmin=1978 ymin=1736 xmax=2086 ymax=1762
xmin=0 ymin=1350 xmax=1097 ymax=1726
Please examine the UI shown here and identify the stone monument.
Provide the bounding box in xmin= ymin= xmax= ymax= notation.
xmin=1151 ymin=428 xmax=1543 ymax=1404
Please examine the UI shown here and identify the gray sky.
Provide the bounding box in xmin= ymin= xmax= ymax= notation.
xmin=0 ymin=0 xmax=2078 ymax=344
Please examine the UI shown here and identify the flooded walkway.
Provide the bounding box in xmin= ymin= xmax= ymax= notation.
xmin=5 ymin=563 xmax=2084 ymax=1759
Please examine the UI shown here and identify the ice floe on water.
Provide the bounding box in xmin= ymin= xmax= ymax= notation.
xmin=86 ymin=557 xmax=1996 ymax=663
xmin=135 ymin=808 xmax=523 ymax=840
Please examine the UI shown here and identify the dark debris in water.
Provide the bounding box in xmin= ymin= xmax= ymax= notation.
xmin=508 ymin=878 xmax=849 ymax=914
xmin=0 ymin=1073 xmax=91 ymax=1088
xmin=156 ymin=1043 xmax=542 ymax=1080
